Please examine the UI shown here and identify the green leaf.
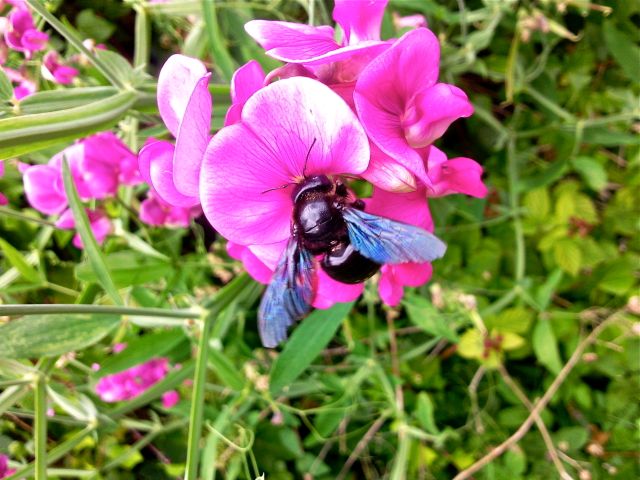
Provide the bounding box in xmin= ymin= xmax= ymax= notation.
xmin=571 ymin=156 xmax=608 ymax=192
xmin=201 ymin=0 xmax=235 ymax=81
xmin=532 ymin=319 xmax=562 ymax=374
xmin=62 ymin=159 xmax=123 ymax=305
xmin=487 ymin=307 xmax=533 ymax=334
xmin=603 ymin=21 xmax=640 ymax=81
xmin=18 ymin=87 xmax=118 ymax=114
xmin=404 ymin=295 xmax=458 ymax=341
xmin=0 ymin=90 xmax=136 ymax=161
xmin=598 ymin=257 xmax=636 ymax=295
xmin=554 ymin=238 xmax=582 ymax=276
xmin=0 ymin=314 xmax=119 ymax=358
xmin=523 ymin=187 xmax=550 ymax=220
xmin=96 ymin=329 xmax=187 ymax=377
xmin=535 ymin=269 xmax=563 ymax=311
xmin=76 ymin=9 xmax=115 ymax=43
xmin=415 ymin=392 xmax=439 ymax=434
xmin=269 ymin=302 xmax=353 ymax=394
xmin=457 ymin=329 xmax=483 ymax=360
xmin=0 ymin=69 xmax=13 ymax=101
xmin=0 ymin=238 xmax=41 ymax=284
xmin=76 ymin=250 xmax=173 ymax=288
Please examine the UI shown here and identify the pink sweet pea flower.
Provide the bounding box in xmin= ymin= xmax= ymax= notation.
xmin=425 ymin=146 xmax=488 ymax=198
xmin=0 ymin=454 xmax=16 ymax=479
xmin=161 ymin=390 xmax=180 ymax=409
xmin=224 ymin=60 xmax=265 ymax=126
xmin=95 ymin=358 xmax=175 ymax=403
xmin=354 ymin=28 xmax=474 ymax=188
xmin=200 ymin=77 xmax=369 ymax=307
xmin=41 ymin=50 xmax=79 ymax=85
xmin=138 ymin=54 xmax=212 ymax=206
xmin=3 ymin=66 xmax=36 ymax=99
xmin=5 ymin=8 xmax=48 ymax=57
xmin=55 ymin=208 xmax=112 ymax=249
xmin=22 ymin=161 xmax=67 ymax=215
xmin=139 ymin=190 xmax=200 ymax=228
xmin=366 ymin=188 xmax=434 ymax=306
xmin=0 ymin=161 xmax=7 ymax=206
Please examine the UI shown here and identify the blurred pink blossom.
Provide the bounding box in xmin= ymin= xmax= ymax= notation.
xmin=42 ymin=50 xmax=79 ymax=85
xmin=95 ymin=357 xmax=179 ymax=404
xmin=0 ymin=454 xmax=16 ymax=479
xmin=4 ymin=7 xmax=48 ymax=57
xmin=55 ymin=208 xmax=112 ymax=249
xmin=139 ymin=191 xmax=200 ymax=228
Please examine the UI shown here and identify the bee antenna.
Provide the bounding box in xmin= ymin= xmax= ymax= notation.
xmin=262 ymin=183 xmax=293 ymax=194
xmin=302 ymin=138 xmax=317 ymax=178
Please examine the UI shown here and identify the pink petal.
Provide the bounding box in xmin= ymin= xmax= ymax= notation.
xmin=55 ymin=208 xmax=74 ymax=229
xmin=225 ymin=60 xmax=265 ymax=127
xmin=313 ymin=268 xmax=364 ymax=309
xmin=227 ymin=242 xmax=273 ymax=284
xmin=365 ymin=186 xmax=433 ymax=231
xmin=403 ymin=83 xmax=473 ymax=148
xmin=139 ymin=196 xmax=168 ymax=226
xmin=22 ymin=164 xmax=67 ymax=215
xmin=245 ymin=20 xmax=339 ymax=63
xmin=378 ymin=262 xmax=433 ymax=306
xmin=20 ymin=29 xmax=48 ymax=52
xmin=0 ymin=193 xmax=8 ymax=206
xmin=161 ymin=390 xmax=179 ymax=408
xmin=333 ymin=0 xmax=388 ymax=44
xmin=426 ymin=147 xmax=487 ymax=198
xmin=200 ymin=77 xmax=369 ymax=246
xmin=173 ymin=73 xmax=211 ymax=197
xmin=157 ymin=54 xmax=208 ymax=138
xmin=138 ymin=140 xmax=200 ymax=208
xmin=361 ymin=141 xmax=417 ymax=193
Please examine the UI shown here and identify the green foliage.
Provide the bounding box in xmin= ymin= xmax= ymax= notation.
xmin=0 ymin=0 xmax=638 ymax=479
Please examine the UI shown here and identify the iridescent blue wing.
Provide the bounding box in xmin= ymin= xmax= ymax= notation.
xmin=258 ymin=236 xmax=316 ymax=348
xmin=342 ymin=207 xmax=447 ymax=264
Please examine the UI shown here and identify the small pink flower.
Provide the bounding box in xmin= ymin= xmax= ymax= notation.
xmin=139 ymin=191 xmax=200 ymax=228
xmin=161 ymin=390 xmax=179 ymax=408
xmin=55 ymin=208 xmax=112 ymax=249
xmin=42 ymin=50 xmax=79 ymax=85
xmin=3 ymin=66 xmax=36 ymax=99
xmin=0 ymin=454 xmax=16 ymax=478
xmin=5 ymin=8 xmax=48 ymax=57
xmin=95 ymin=358 xmax=172 ymax=403
xmin=138 ymin=54 xmax=212 ymax=206
xmin=354 ymin=28 xmax=474 ymax=188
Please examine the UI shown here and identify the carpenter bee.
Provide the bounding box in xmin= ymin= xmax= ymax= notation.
xmin=258 ymin=168 xmax=447 ymax=348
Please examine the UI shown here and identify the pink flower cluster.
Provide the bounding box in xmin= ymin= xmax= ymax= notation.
xmin=1 ymin=1 xmax=78 ymax=99
xmin=0 ymin=454 xmax=15 ymax=479
xmin=22 ymin=132 xmax=140 ymax=248
xmin=94 ymin=357 xmax=179 ymax=409
xmin=141 ymin=0 xmax=487 ymax=309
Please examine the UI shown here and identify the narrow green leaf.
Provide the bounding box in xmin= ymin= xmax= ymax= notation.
xmin=62 ymin=159 xmax=123 ymax=305
xmin=0 ymin=90 xmax=136 ymax=160
xmin=270 ymin=302 xmax=353 ymax=394
xmin=208 ymin=349 xmax=246 ymax=391
xmin=201 ymin=0 xmax=235 ymax=81
xmin=602 ymin=21 xmax=640 ymax=81
xmin=26 ymin=0 xmax=126 ymax=89
xmin=18 ymin=87 xmax=118 ymax=114
xmin=0 ymin=238 xmax=41 ymax=284
xmin=96 ymin=329 xmax=187 ymax=377
xmin=133 ymin=5 xmax=150 ymax=69
xmin=535 ymin=269 xmax=563 ymax=311
xmin=415 ymin=392 xmax=439 ymax=434
xmin=0 ymin=69 xmax=13 ymax=101
xmin=0 ymin=314 xmax=119 ymax=358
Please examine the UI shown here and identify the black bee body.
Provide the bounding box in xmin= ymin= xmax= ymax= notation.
xmin=259 ymin=171 xmax=447 ymax=348
xmin=292 ymin=175 xmax=380 ymax=283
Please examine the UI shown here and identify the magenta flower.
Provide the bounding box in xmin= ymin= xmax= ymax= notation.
xmin=22 ymin=159 xmax=67 ymax=215
xmin=3 ymin=66 xmax=36 ymax=99
xmin=138 ymin=54 xmax=211 ymax=206
xmin=245 ymin=0 xmax=389 ymax=77
xmin=95 ymin=357 xmax=179 ymax=405
xmin=139 ymin=191 xmax=200 ymax=228
xmin=42 ymin=50 xmax=79 ymax=85
xmin=354 ymin=28 xmax=474 ymax=188
xmin=0 ymin=161 xmax=7 ymax=206
xmin=0 ymin=454 xmax=16 ymax=479
xmin=5 ymin=8 xmax=48 ymax=57
xmin=425 ymin=146 xmax=487 ymax=198
xmin=55 ymin=208 xmax=112 ymax=249
xmin=200 ymin=77 xmax=370 ymax=306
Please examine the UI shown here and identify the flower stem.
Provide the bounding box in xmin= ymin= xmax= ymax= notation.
xmin=34 ymin=374 xmax=47 ymax=480
xmin=0 ymin=303 xmax=199 ymax=319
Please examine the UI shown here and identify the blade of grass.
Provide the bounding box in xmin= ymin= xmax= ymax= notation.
xmin=34 ymin=374 xmax=47 ymax=480
xmin=185 ymin=273 xmax=253 ymax=480
xmin=0 ymin=303 xmax=198 ymax=318
xmin=26 ymin=0 xmax=126 ymax=90
xmin=201 ymin=0 xmax=235 ymax=81
xmin=61 ymin=159 xmax=123 ymax=306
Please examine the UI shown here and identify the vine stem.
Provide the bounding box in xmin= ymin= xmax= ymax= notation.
xmin=34 ymin=374 xmax=47 ymax=480
xmin=453 ymin=314 xmax=620 ymax=480
xmin=0 ymin=304 xmax=199 ymax=319
xmin=507 ymin=137 xmax=525 ymax=283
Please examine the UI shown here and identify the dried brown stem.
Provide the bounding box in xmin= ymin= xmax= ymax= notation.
xmin=336 ymin=414 xmax=389 ymax=480
xmin=453 ymin=315 xmax=619 ymax=480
